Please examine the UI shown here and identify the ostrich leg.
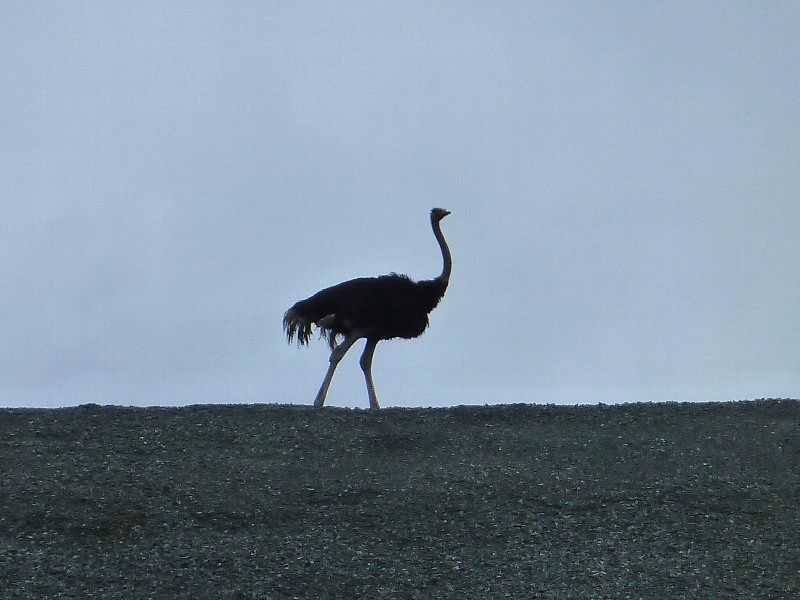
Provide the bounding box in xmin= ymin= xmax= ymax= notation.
xmin=314 ymin=333 xmax=360 ymax=408
xmin=359 ymin=338 xmax=381 ymax=410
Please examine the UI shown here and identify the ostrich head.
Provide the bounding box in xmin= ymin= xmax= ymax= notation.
xmin=431 ymin=207 xmax=451 ymax=221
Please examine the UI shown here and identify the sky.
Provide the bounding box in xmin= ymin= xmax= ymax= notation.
xmin=2 ymin=2 xmax=798 ymax=409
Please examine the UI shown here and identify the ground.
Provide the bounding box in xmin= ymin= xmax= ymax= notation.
xmin=1 ymin=399 xmax=798 ymax=598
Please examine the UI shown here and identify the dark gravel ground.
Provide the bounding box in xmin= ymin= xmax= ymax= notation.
xmin=1 ymin=399 xmax=799 ymax=599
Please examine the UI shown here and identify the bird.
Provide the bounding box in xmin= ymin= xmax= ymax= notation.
xmin=283 ymin=207 xmax=452 ymax=410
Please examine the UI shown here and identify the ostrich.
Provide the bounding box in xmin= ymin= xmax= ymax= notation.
xmin=283 ymin=207 xmax=452 ymax=410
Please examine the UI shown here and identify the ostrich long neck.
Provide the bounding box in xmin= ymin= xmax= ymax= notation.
xmin=432 ymin=217 xmax=451 ymax=285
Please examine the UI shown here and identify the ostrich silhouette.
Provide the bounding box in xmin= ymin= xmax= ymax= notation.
xmin=283 ymin=208 xmax=452 ymax=410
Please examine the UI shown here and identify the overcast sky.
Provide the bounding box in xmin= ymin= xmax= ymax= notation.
xmin=2 ymin=2 xmax=798 ymax=409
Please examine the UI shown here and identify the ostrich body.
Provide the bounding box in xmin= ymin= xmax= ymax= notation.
xmin=283 ymin=208 xmax=452 ymax=410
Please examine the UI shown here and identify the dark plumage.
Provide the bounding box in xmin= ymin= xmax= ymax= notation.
xmin=283 ymin=208 xmax=452 ymax=410
xmin=284 ymin=274 xmax=447 ymax=348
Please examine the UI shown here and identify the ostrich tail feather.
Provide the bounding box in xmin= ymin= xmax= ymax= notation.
xmin=283 ymin=308 xmax=313 ymax=346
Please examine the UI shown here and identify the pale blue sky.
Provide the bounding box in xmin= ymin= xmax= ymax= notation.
xmin=2 ymin=2 xmax=798 ymax=408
